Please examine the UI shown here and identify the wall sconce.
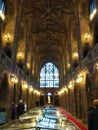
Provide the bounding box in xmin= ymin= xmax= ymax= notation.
xmin=36 ymin=91 xmax=40 ymax=95
xmin=76 ymin=76 xmax=83 ymax=83
xmin=4 ymin=33 xmax=11 ymax=44
xmin=27 ymin=62 xmax=30 ymax=70
xmin=68 ymin=84 xmax=72 ymax=89
xmin=64 ymin=87 xmax=68 ymax=92
xmin=10 ymin=74 xmax=18 ymax=83
xmin=58 ymin=91 xmax=61 ymax=95
xmin=22 ymin=81 xmax=28 ymax=89
xmin=85 ymin=33 xmax=90 ymax=45
xmin=34 ymin=90 xmax=37 ymax=94
xmin=96 ymin=63 xmax=98 ymax=70
xmin=67 ymin=63 xmax=70 ymax=70
xmin=17 ymin=52 xmax=24 ymax=61
xmin=58 ymin=88 xmax=66 ymax=95
xmin=59 ymin=88 xmax=65 ymax=94
xmin=83 ymin=33 xmax=91 ymax=57
xmin=73 ymin=52 xmax=78 ymax=61
xmin=29 ymin=86 xmax=33 ymax=92
xmin=68 ymin=81 xmax=73 ymax=89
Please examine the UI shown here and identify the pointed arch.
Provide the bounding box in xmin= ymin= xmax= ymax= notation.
xmin=40 ymin=62 xmax=59 ymax=88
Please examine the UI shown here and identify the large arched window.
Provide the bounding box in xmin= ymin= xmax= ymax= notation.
xmin=40 ymin=62 xmax=59 ymax=88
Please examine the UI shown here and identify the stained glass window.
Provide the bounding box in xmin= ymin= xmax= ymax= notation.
xmin=90 ymin=0 xmax=95 ymax=13
xmin=0 ymin=0 xmax=5 ymax=20
xmin=40 ymin=62 xmax=59 ymax=88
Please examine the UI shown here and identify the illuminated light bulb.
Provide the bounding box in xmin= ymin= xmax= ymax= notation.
xmin=61 ymin=89 xmax=64 ymax=93
xmin=17 ymin=52 xmax=24 ymax=61
xmin=14 ymin=77 xmax=18 ymax=83
xmin=58 ymin=91 xmax=61 ymax=95
xmin=37 ymin=91 xmax=40 ymax=95
xmin=76 ymin=76 xmax=83 ymax=83
xmin=64 ymin=87 xmax=68 ymax=92
xmin=73 ymin=52 xmax=78 ymax=60
xmin=68 ymin=84 xmax=72 ymax=89
xmin=67 ymin=63 xmax=70 ymax=69
xmin=27 ymin=62 xmax=30 ymax=69
xmin=34 ymin=90 xmax=37 ymax=93
xmin=4 ymin=33 xmax=11 ymax=44
xmin=96 ymin=63 xmax=98 ymax=69
xmin=10 ymin=74 xmax=18 ymax=83
xmin=30 ymin=87 xmax=33 ymax=92
xmin=24 ymin=83 xmax=28 ymax=89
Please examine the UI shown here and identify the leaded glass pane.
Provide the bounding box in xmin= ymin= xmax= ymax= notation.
xmin=40 ymin=62 xmax=59 ymax=88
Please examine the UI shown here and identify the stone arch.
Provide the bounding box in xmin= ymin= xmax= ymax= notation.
xmin=80 ymin=1 xmax=89 ymax=17
xmin=0 ymin=73 xmax=9 ymax=109
xmin=94 ymin=22 xmax=98 ymax=44
xmin=93 ymin=62 xmax=98 ymax=98
xmin=85 ymin=73 xmax=93 ymax=110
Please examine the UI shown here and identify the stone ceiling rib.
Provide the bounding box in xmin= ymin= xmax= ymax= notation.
xmin=21 ymin=0 xmax=74 ymax=67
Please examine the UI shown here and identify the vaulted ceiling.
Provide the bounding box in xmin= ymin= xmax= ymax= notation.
xmin=4 ymin=0 xmax=89 ymax=78
xmin=21 ymin=0 xmax=75 ymax=69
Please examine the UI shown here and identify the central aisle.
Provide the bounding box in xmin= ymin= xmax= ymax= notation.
xmin=0 ymin=105 xmax=88 ymax=130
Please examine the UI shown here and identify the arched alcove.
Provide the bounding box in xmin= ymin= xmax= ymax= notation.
xmin=85 ymin=73 xmax=93 ymax=110
xmin=0 ymin=74 xmax=9 ymax=109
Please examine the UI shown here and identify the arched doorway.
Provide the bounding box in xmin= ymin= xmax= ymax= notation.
xmin=0 ymin=74 xmax=9 ymax=109
xmin=93 ymin=63 xmax=98 ymax=98
xmin=46 ymin=92 xmax=53 ymax=104
xmin=94 ymin=22 xmax=98 ymax=45
xmin=74 ymin=83 xmax=82 ymax=118
xmin=85 ymin=73 xmax=93 ymax=110
xmin=54 ymin=93 xmax=59 ymax=106
xmin=40 ymin=94 xmax=45 ymax=106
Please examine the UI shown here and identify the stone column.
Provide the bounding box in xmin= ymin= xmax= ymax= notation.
xmin=30 ymin=37 xmax=37 ymax=81
xmin=76 ymin=19 xmax=83 ymax=64
xmin=30 ymin=39 xmax=33 ymax=80
xmin=72 ymin=85 xmax=76 ymax=116
xmin=63 ymin=92 xmax=66 ymax=109
xmin=81 ymin=76 xmax=88 ymax=123
xmin=31 ymin=91 xmax=34 ymax=107
xmin=32 ymin=92 xmax=35 ymax=107
xmin=74 ymin=6 xmax=83 ymax=66
xmin=0 ymin=19 xmax=2 ymax=63
xmin=11 ymin=0 xmax=21 ymax=72
xmin=32 ymin=36 xmax=36 ymax=77
xmin=0 ymin=19 xmax=2 ymax=45
xmin=62 ymin=35 xmax=68 ymax=77
xmin=44 ymin=88 xmax=46 ymax=105
xmin=23 ymin=26 xmax=29 ymax=78
xmin=76 ymin=84 xmax=82 ymax=118
xmin=68 ymin=18 xmax=73 ymax=73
